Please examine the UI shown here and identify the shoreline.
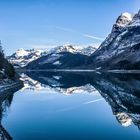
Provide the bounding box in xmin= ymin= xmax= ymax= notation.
xmin=0 ymin=79 xmax=23 ymax=95
xmin=19 ymin=69 xmax=140 ymax=74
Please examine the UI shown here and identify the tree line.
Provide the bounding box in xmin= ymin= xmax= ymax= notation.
xmin=0 ymin=41 xmax=15 ymax=79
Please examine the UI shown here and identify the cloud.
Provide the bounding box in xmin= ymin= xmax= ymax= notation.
xmin=48 ymin=25 xmax=105 ymax=41
xmin=83 ymin=34 xmax=104 ymax=41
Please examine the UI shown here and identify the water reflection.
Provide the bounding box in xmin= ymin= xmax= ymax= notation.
xmin=23 ymin=71 xmax=140 ymax=129
xmin=1 ymin=71 xmax=140 ymax=140
xmin=0 ymin=91 xmax=17 ymax=140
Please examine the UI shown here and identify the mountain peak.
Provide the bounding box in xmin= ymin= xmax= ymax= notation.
xmin=115 ymin=12 xmax=133 ymax=27
xmin=15 ymin=48 xmax=30 ymax=57
xmin=49 ymin=44 xmax=77 ymax=54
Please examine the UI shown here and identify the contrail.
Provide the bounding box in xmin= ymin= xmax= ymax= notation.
xmin=48 ymin=25 xmax=105 ymax=41
xmin=83 ymin=34 xmax=104 ymax=41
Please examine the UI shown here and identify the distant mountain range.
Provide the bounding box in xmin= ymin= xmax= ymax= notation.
xmin=8 ymin=45 xmax=96 ymax=68
xmin=8 ymin=10 xmax=140 ymax=70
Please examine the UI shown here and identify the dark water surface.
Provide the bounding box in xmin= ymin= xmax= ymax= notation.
xmin=1 ymin=72 xmax=140 ymax=140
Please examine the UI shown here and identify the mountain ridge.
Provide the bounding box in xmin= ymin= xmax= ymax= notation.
xmin=8 ymin=45 xmax=97 ymax=68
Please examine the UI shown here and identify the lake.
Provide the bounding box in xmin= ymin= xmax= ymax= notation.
xmin=1 ymin=71 xmax=140 ymax=140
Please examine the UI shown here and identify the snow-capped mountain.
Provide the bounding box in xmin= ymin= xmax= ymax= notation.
xmin=26 ymin=51 xmax=89 ymax=70
xmin=8 ymin=45 xmax=96 ymax=68
xmin=88 ymin=10 xmax=140 ymax=70
xmin=26 ymin=10 xmax=140 ymax=70
xmin=49 ymin=45 xmax=78 ymax=54
xmin=8 ymin=48 xmax=48 ymax=68
xmin=92 ymin=12 xmax=133 ymax=60
xmin=25 ymin=45 xmax=87 ymax=69
xmin=49 ymin=45 xmax=96 ymax=56
xmin=79 ymin=46 xmax=96 ymax=56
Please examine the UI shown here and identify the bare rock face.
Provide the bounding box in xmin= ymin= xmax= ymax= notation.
xmin=115 ymin=12 xmax=133 ymax=27
xmin=89 ymin=10 xmax=140 ymax=70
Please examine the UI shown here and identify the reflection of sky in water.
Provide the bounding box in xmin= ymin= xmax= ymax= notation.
xmin=2 ymin=88 xmax=140 ymax=140
xmin=2 ymin=72 xmax=140 ymax=140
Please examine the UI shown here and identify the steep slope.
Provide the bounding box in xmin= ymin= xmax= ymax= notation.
xmin=88 ymin=10 xmax=140 ymax=70
xmin=26 ymin=52 xmax=89 ymax=70
xmin=79 ymin=46 xmax=96 ymax=56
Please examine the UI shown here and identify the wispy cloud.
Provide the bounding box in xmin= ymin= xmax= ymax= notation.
xmin=48 ymin=25 xmax=105 ymax=41
xmin=83 ymin=34 xmax=104 ymax=41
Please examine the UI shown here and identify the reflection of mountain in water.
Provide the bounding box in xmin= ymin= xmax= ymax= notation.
xmin=89 ymin=73 xmax=140 ymax=128
xmin=20 ymin=73 xmax=47 ymax=91
xmin=25 ymin=71 xmax=140 ymax=129
xmin=21 ymin=72 xmax=97 ymax=95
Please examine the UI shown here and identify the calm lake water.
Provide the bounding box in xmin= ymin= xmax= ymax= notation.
xmin=1 ymin=71 xmax=140 ymax=140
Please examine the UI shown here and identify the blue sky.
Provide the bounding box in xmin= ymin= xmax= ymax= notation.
xmin=0 ymin=0 xmax=140 ymax=55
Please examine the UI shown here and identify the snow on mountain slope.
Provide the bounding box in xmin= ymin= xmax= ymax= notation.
xmin=8 ymin=48 xmax=48 ymax=68
xmin=88 ymin=10 xmax=140 ymax=70
xmin=49 ymin=45 xmax=77 ymax=54
xmin=79 ymin=46 xmax=96 ymax=56
xmin=49 ymin=45 xmax=97 ymax=56
xmin=8 ymin=45 xmax=97 ymax=68
xmin=116 ymin=12 xmax=133 ymax=27
xmin=94 ymin=12 xmax=133 ymax=59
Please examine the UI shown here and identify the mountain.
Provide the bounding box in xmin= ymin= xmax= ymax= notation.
xmin=88 ymin=10 xmax=140 ymax=70
xmin=24 ymin=45 xmax=96 ymax=70
xmin=48 ymin=45 xmax=77 ymax=54
xmin=78 ymin=46 xmax=96 ymax=56
xmin=8 ymin=48 xmax=48 ymax=68
xmin=8 ymin=45 xmax=96 ymax=68
xmin=26 ymin=51 xmax=89 ymax=70
xmin=26 ymin=10 xmax=140 ymax=70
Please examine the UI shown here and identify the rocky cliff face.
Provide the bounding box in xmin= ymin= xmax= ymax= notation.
xmin=88 ymin=10 xmax=140 ymax=70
